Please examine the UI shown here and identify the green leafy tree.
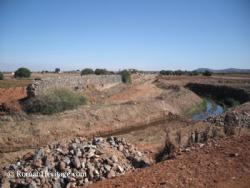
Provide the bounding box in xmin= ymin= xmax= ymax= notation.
xmin=81 ymin=68 xmax=94 ymax=75
xmin=94 ymin=69 xmax=108 ymax=75
xmin=55 ymin=68 xmax=60 ymax=73
xmin=14 ymin=67 xmax=31 ymax=78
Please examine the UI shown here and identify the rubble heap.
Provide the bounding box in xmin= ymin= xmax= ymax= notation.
xmin=1 ymin=136 xmax=150 ymax=187
xmin=207 ymin=110 xmax=250 ymax=128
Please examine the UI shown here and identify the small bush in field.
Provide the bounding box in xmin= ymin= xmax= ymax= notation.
xmin=0 ymin=72 xmax=4 ymax=80
xmin=25 ymin=88 xmax=86 ymax=115
xmin=120 ymin=70 xmax=131 ymax=84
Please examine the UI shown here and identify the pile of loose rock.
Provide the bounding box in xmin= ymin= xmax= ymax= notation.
xmin=1 ymin=136 xmax=150 ymax=188
xmin=207 ymin=110 xmax=250 ymax=128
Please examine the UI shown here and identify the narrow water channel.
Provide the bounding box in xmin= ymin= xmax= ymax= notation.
xmin=192 ymin=99 xmax=224 ymax=121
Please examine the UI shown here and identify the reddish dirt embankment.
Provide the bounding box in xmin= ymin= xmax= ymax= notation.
xmin=88 ymin=135 xmax=250 ymax=188
xmin=0 ymin=87 xmax=27 ymax=103
xmin=0 ymin=87 xmax=27 ymax=113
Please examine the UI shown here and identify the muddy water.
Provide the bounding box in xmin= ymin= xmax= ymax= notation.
xmin=192 ymin=99 xmax=224 ymax=121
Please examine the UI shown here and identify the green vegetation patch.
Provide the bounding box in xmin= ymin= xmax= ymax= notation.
xmin=25 ymin=88 xmax=86 ymax=115
xmin=120 ymin=70 xmax=132 ymax=84
xmin=184 ymin=98 xmax=207 ymax=117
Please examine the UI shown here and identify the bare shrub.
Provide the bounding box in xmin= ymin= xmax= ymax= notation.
xmin=201 ymin=127 xmax=210 ymax=142
xmin=175 ymin=130 xmax=182 ymax=145
xmin=156 ymin=131 xmax=175 ymax=162
xmin=169 ymin=85 xmax=180 ymax=91
xmin=211 ymin=127 xmax=219 ymax=139
xmin=194 ymin=130 xmax=199 ymax=143
xmin=186 ymin=134 xmax=193 ymax=147
xmin=224 ymin=125 xmax=236 ymax=136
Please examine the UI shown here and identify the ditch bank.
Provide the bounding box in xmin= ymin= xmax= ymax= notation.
xmin=185 ymin=83 xmax=250 ymax=107
xmin=0 ymin=100 xmax=176 ymax=154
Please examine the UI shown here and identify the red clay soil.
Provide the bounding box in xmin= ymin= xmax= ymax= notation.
xmin=88 ymin=135 xmax=250 ymax=188
xmin=0 ymin=87 xmax=27 ymax=103
xmin=0 ymin=87 xmax=27 ymax=113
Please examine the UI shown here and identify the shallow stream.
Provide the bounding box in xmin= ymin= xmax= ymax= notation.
xmin=192 ymin=99 xmax=224 ymax=121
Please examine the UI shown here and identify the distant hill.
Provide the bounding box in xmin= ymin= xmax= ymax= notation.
xmin=194 ymin=68 xmax=250 ymax=73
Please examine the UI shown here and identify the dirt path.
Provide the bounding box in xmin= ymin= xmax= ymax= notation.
xmin=88 ymin=135 xmax=250 ymax=188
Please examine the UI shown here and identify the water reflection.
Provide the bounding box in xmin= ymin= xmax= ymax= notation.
xmin=192 ymin=99 xmax=224 ymax=121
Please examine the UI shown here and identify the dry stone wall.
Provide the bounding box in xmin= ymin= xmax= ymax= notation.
xmin=27 ymin=75 xmax=122 ymax=96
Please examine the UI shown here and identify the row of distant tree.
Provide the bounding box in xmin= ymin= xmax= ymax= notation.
xmin=20 ymin=67 xmax=212 ymax=77
xmin=0 ymin=68 xmax=132 ymax=84
xmin=159 ymin=70 xmax=212 ymax=76
xmin=80 ymin=68 xmax=131 ymax=83
xmin=0 ymin=67 xmax=213 ymax=81
xmin=41 ymin=68 xmax=113 ymax=75
xmin=80 ymin=68 xmax=110 ymax=75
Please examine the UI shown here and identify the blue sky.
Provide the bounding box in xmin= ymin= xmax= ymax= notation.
xmin=0 ymin=0 xmax=249 ymax=71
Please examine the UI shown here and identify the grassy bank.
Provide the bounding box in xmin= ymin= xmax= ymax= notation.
xmin=0 ymin=79 xmax=32 ymax=88
xmin=24 ymin=88 xmax=87 ymax=115
xmin=184 ymin=98 xmax=207 ymax=117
